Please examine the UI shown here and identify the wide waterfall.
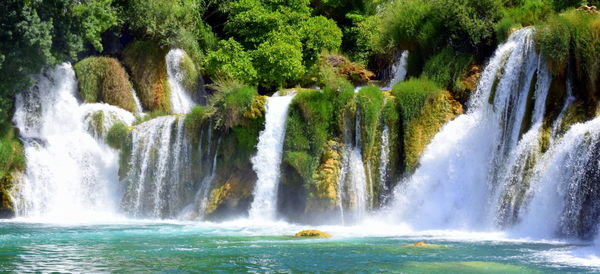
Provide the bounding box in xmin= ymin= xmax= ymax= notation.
xmin=12 ymin=64 xmax=134 ymax=219
xmin=166 ymin=48 xmax=196 ymax=114
xmin=387 ymin=28 xmax=552 ymax=230
xmin=249 ymin=93 xmax=295 ymax=220
xmin=120 ymin=116 xmax=194 ymax=218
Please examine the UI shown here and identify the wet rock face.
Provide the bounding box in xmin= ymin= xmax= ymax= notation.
xmin=294 ymin=230 xmax=331 ymax=238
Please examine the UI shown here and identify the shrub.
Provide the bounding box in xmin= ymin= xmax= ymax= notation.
xmin=106 ymin=122 xmax=129 ymax=150
xmin=253 ymin=37 xmax=305 ymax=89
xmin=74 ymin=57 xmax=136 ymax=112
xmin=208 ymin=79 xmax=258 ymax=129
xmin=422 ymin=48 xmax=474 ymax=95
xmin=495 ymin=0 xmax=554 ymax=42
xmin=300 ymin=16 xmax=343 ymax=66
xmin=203 ymin=39 xmax=257 ymax=85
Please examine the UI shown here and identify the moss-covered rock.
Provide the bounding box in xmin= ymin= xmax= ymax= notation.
xmin=106 ymin=123 xmax=130 ymax=150
xmin=179 ymin=52 xmax=200 ymax=92
xmin=0 ymin=125 xmax=25 ymax=218
xmin=294 ymin=229 xmax=332 ymax=238
xmin=122 ymin=41 xmax=171 ymax=112
xmin=74 ymin=57 xmax=136 ymax=112
xmin=321 ymin=54 xmax=375 ymax=85
xmin=396 ymin=85 xmax=463 ymax=171
xmin=306 ymin=140 xmax=343 ymax=212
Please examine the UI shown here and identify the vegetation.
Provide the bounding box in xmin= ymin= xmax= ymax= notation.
xmin=106 ymin=123 xmax=130 ymax=150
xmin=74 ymin=57 xmax=136 ymax=112
xmin=122 ymin=41 xmax=171 ymax=113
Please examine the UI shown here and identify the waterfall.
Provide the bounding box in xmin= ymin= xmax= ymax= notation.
xmin=248 ymin=93 xmax=295 ymax=221
xmin=515 ymin=116 xmax=600 ymax=239
xmin=550 ymin=77 xmax=575 ymax=140
xmin=387 ymin=28 xmax=551 ymax=230
xmin=12 ymin=63 xmax=133 ymax=219
xmin=131 ymin=88 xmax=144 ymax=114
xmin=336 ymin=110 xmax=369 ymax=223
xmin=166 ymin=49 xmax=196 ymax=114
xmin=120 ymin=116 xmax=193 ymax=218
xmin=378 ymin=125 xmax=391 ymax=204
xmin=81 ymin=103 xmax=136 ymax=138
xmin=386 ymin=50 xmax=409 ymax=89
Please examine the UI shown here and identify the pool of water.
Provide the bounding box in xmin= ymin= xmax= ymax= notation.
xmin=1 ymin=219 xmax=599 ymax=272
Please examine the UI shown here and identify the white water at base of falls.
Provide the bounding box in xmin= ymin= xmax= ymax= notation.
xmin=12 ymin=63 xmax=133 ymax=220
xmin=386 ymin=50 xmax=409 ymax=89
xmin=248 ymin=93 xmax=295 ymax=221
xmin=386 ymin=28 xmax=551 ymax=230
xmin=166 ymin=49 xmax=196 ymax=114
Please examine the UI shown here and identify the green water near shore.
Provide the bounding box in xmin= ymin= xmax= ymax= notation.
xmin=0 ymin=220 xmax=598 ymax=272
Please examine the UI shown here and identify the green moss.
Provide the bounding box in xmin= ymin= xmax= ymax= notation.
xmin=122 ymin=41 xmax=171 ymax=113
xmin=283 ymin=87 xmax=354 ymax=191
xmin=184 ymin=106 xmax=207 ymax=145
xmin=356 ymin=86 xmax=384 ymax=161
xmin=74 ymin=57 xmax=136 ymax=112
xmin=208 ymin=80 xmax=258 ymax=129
xmin=518 ymin=72 xmax=538 ymax=139
xmin=0 ymin=123 xmax=25 ymax=217
xmin=205 ymin=183 xmax=232 ymax=215
xmin=393 ymin=79 xmax=463 ymax=171
xmin=106 ymin=123 xmax=130 ymax=150
xmin=179 ymin=52 xmax=199 ymax=92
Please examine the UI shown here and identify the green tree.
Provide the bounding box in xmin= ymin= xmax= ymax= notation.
xmin=253 ymin=38 xmax=305 ymax=88
xmin=204 ymin=38 xmax=258 ymax=85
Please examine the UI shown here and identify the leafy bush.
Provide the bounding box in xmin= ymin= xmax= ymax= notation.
xmin=204 ymin=39 xmax=257 ymax=85
xmin=300 ymin=16 xmax=343 ymax=66
xmin=74 ymin=57 xmax=136 ymax=112
xmin=253 ymin=38 xmax=305 ymax=88
xmin=495 ymin=0 xmax=554 ymax=42
xmin=106 ymin=122 xmax=129 ymax=150
xmin=208 ymin=79 xmax=258 ymax=129
xmin=179 ymin=52 xmax=200 ymax=92
xmin=422 ymin=48 xmax=474 ymax=94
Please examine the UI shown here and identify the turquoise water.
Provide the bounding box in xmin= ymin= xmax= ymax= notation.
xmin=1 ymin=220 xmax=599 ymax=273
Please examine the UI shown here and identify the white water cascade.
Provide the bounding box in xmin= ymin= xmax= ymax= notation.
xmin=387 ymin=28 xmax=552 ymax=230
xmin=378 ymin=125 xmax=391 ymax=204
xmin=166 ymin=49 xmax=196 ymax=114
xmin=515 ymin=116 xmax=600 ymax=239
xmin=12 ymin=64 xmax=134 ymax=220
xmin=386 ymin=50 xmax=409 ymax=89
xmin=120 ymin=116 xmax=194 ymax=218
xmin=248 ymin=93 xmax=295 ymax=221
xmin=131 ymin=88 xmax=144 ymax=114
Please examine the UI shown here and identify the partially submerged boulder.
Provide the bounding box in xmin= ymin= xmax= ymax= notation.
xmin=294 ymin=230 xmax=332 ymax=238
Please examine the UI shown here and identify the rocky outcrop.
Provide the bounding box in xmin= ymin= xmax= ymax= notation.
xmin=294 ymin=230 xmax=332 ymax=238
xmin=122 ymin=41 xmax=171 ymax=113
xmin=74 ymin=57 xmax=137 ymax=112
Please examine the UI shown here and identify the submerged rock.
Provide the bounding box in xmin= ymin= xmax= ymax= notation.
xmin=294 ymin=230 xmax=332 ymax=238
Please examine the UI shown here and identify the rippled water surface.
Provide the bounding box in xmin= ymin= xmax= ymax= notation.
xmin=1 ymin=220 xmax=599 ymax=272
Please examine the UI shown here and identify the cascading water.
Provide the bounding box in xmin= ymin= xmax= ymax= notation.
xmin=120 ymin=116 xmax=193 ymax=218
xmin=336 ymin=110 xmax=369 ymax=223
xmin=12 ymin=64 xmax=133 ymax=219
xmin=81 ymin=103 xmax=136 ymax=138
xmin=248 ymin=93 xmax=295 ymax=221
xmin=378 ymin=125 xmax=391 ymax=204
xmin=166 ymin=49 xmax=196 ymax=114
xmin=131 ymin=88 xmax=144 ymax=114
xmin=515 ymin=116 xmax=600 ymax=240
xmin=386 ymin=50 xmax=409 ymax=89
xmin=387 ymin=28 xmax=552 ymax=230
